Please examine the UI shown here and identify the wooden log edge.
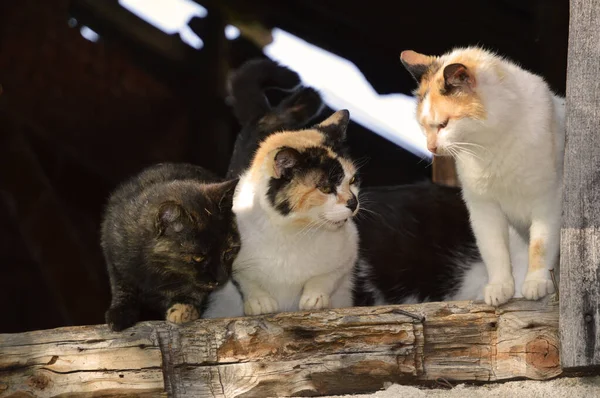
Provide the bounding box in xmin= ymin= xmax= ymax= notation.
xmin=0 ymin=297 xmax=563 ymax=397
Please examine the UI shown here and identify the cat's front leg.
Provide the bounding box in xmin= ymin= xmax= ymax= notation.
xmin=299 ymin=267 xmax=349 ymax=311
xmin=165 ymin=303 xmax=200 ymax=324
xmin=522 ymin=195 xmax=559 ymax=300
xmin=235 ymin=273 xmax=279 ymax=316
xmin=105 ymin=271 xmax=140 ymax=331
xmin=105 ymin=293 xmax=140 ymax=332
xmin=465 ymin=196 xmax=514 ymax=306
xmin=163 ymin=295 xmax=205 ymax=324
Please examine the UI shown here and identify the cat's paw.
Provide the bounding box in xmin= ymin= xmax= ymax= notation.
xmin=522 ymin=271 xmax=555 ymax=301
xmin=105 ymin=305 xmax=139 ymax=332
xmin=299 ymin=291 xmax=331 ymax=311
xmin=483 ymin=280 xmax=515 ymax=306
xmin=244 ymin=295 xmax=279 ymax=316
xmin=166 ymin=303 xmax=199 ymax=324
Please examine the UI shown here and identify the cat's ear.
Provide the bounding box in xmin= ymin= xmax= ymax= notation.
xmin=315 ymin=109 xmax=350 ymax=143
xmin=443 ymin=63 xmax=475 ymax=93
xmin=207 ymin=179 xmax=238 ymax=212
xmin=274 ymin=147 xmax=300 ymax=178
xmin=155 ymin=201 xmax=191 ymax=236
xmin=400 ymin=50 xmax=434 ymax=82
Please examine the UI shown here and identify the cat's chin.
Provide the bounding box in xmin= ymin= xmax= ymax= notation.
xmin=322 ymin=218 xmax=349 ymax=230
xmin=197 ymin=281 xmax=220 ymax=290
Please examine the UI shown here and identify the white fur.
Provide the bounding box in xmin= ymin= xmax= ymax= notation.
xmin=203 ymin=160 xmax=359 ymax=318
xmin=422 ymin=48 xmax=564 ymax=306
xmin=449 ymin=227 xmax=529 ymax=301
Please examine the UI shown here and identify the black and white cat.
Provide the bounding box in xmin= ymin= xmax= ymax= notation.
xmin=354 ymin=183 xmax=528 ymax=306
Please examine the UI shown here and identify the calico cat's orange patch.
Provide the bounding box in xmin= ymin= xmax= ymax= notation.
xmin=291 ymin=184 xmax=327 ymax=212
xmin=416 ymin=69 xmax=486 ymax=126
xmin=249 ymin=129 xmax=335 ymax=182
xmin=529 ymin=239 xmax=546 ymax=271
xmin=403 ymin=49 xmax=488 ymax=129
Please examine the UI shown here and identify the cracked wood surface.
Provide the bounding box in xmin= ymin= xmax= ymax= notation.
xmin=0 ymin=298 xmax=560 ymax=397
xmin=560 ymin=0 xmax=600 ymax=370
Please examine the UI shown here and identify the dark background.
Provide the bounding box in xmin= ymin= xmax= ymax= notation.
xmin=0 ymin=0 xmax=568 ymax=333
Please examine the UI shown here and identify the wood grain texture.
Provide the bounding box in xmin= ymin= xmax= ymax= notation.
xmin=0 ymin=298 xmax=560 ymax=397
xmin=559 ymin=0 xmax=600 ymax=370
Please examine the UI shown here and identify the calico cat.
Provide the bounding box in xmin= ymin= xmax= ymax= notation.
xmin=353 ymin=182 xmax=529 ymax=306
xmin=227 ymin=58 xmax=324 ymax=178
xmin=101 ymin=163 xmax=239 ymax=331
xmin=400 ymin=47 xmax=564 ymax=306
xmin=204 ymin=110 xmax=359 ymax=317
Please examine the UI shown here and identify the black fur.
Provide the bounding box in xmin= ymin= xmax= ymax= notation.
xmin=353 ymin=182 xmax=480 ymax=305
xmin=101 ymin=163 xmax=240 ymax=331
xmin=227 ymin=59 xmax=325 ymax=178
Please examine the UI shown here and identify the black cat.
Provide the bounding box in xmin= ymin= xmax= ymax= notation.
xmin=101 ymin=163 xmax=239 ymax=331
xmin=353 ymin=183 xmax=482 ymax=306
xmin=226 ymin=58 xmax=324 ymax=178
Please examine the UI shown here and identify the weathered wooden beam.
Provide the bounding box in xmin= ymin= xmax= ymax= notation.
xmin=0 ymin=298 xmax=560 ymax=397
xmin=559 ymin=0 xmax=600 ymax=370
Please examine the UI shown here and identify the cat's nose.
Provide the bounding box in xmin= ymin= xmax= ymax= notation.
xmin=346 ymin=194 xmax=358 ymax=213
xmin=428 ymin=144 xmax=438 ymax=154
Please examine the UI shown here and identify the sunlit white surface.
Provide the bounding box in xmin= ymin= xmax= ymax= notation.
xmin=120 ymin=0 xmax=206 ymax=33
xmin=264 ymin=29 xmax=429 ymax=158
xmin=225 ymin=25 xmax=241 ymax=40
xmin=120 ymin=0 xmax=206 ymax=49
xmin=116 ymin=1 xmax=429 ymax=157
xmin=80 ymin=26 xmax=99 ymax=42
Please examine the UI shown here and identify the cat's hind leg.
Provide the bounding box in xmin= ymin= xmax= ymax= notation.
xmin=522 ymin=194 xmax=559 ymax=300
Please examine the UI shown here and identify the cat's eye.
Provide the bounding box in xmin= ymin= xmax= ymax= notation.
xmin=349 ymin=176 xmax=356 ymax=185
xmin=223 ymin=247 xmax=238 ymax=261
xmin=438 ymin=119 xmax=449 ymax=130
xmin=319 ymin=186 xmax=332 ymax=194
xmin=192 ymin=255 xmax=204 ymax=263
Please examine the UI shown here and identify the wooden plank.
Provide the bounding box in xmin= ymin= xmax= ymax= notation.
xmin=1 ymin=298 xmax=560 ymax=397
xmin=0 ymin=324 xmax=165 ymax=397
xmin=559 ymin=0 xmax=600 ymax=370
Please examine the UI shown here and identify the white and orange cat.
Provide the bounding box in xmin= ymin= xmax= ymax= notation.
xmin=401 ymin=47 xmax=565 ymax=306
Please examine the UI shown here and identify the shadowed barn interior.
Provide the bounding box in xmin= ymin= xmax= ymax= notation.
xmin=0 ymin=0 xmax=568 ymax=333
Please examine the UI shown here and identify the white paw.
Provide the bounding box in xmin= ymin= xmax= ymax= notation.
xmin=166 ymin=303 xmax=199 ymax=324
xmin=484 ymin=280 xmax=515 ymax=306
xmin=244 ymin=295 xmax=279 ymax=316
xmin=522 ymin=277 xmax=555 ymax=301
xmin=299 ymin=291 xmax=331 ymax=311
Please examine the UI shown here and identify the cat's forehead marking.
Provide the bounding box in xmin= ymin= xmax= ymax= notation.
xmin=416 ymin=52 xmax=486 ymax=124
xmin=249 ymin=129 xmax=342 ymax=181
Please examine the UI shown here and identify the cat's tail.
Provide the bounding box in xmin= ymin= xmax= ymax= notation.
xmin=228 ymin=58 xmax=322 ymax=126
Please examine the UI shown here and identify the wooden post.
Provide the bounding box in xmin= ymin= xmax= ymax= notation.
xmin=0 ymin=299 xmax=561 ymax=397
xmin=432 ymin=157 xmax=460 ymax=187
xmin=559 ymin=0 xmax=600 ymax=370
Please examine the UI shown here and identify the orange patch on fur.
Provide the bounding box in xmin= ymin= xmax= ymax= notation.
xmin=288 ymin=182 xmax=327 ymax=212
xmin=411 ymin=49 xmax=489 ymax=129
xmin=528 ymin=239 xmax=546 ymax=271
xmin=401 ymin=50 xmax=436 ymax=68
xmin=249 ymin=129 xmax=335 ymax=182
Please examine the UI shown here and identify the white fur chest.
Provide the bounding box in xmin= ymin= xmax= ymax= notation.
xmin=224 ymin=174 xmax=359 ymax=313
xmin=235 ymin=205 xmax=358 ymax=310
